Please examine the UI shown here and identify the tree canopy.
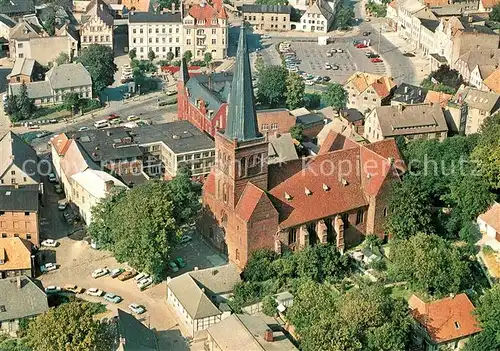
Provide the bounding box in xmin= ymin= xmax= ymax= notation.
xmin=77 ymin=44 xmax=117 ymax=95
xmin=489 ymin=4 xmax=500 ymax=22
xmin=322 ymin=83 xmax=347 ymax=111
xmin=256 ymin=65 xmax=288 ymax=107
xmin=89 ymin=174 xmax=200 ymax=279
xmin=421 ymin=65 xmax=463 ymax=94
xmin=183 ymin=50 xmax=193 ymax=64
xmin=472 ymin=113 xmax=500 ymax=190
xmin=55 ymin=52 xmax=70 ymax=66
xmin=25 ymin=302 xmax=114 ymax=351
xmin=285 ymin=72 xmax=305 ymax=109
xmin=335 ymin=6 xmax=355 ymax=30
xmin=388 ymin=233 xmax=470 ymax=296
xmin=5 ymin=83 xmax=35 ymax=122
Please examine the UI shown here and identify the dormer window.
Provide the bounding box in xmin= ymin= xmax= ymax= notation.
xmin=305 ymin=188 xmax=312 ymax=195
xmin=322 ymin=183 xmax=329 ymax=191
xmin=284 ymin=192 xmax=292 ymax=200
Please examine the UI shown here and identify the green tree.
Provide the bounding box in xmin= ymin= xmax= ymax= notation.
xmin=262 ymin=295 xmax=278 ymax=316
xmin=203 ymin=52 xmax=213 ymax=68
xmin=255 ymin=0 xmax=287 ymax=4
xmin=165 ymin=167 xmax=202 ymax=226
xmin=289 ymin=124 xmax=304 ymax=142
xmin=322 ymin=83 xmax=347 ymax=112
xmin=388 ymin=233 xmax=469 ymax=296
xmin=285 ymin=72 xmax=305 ymax=109
xmin=148 ymin=49 xmax=156 ymax=62
xmin=254 ymin=55 xmax=265 ymax=78
xmin=166 ymin=51 xmax=174 ymax=62
xmin=489 ymin=4 xmax=500 ymax=22
xmin=62 ymin=92 xmax=80 ymax=113
xmin=89 ymin=179 xmax=198 ymax=279
xmin=157 ymin=0 xmax=179 ymax=11
xmin=421 ymin=65 xmax=463 ymax=94
xmin=472 ymin=113 xmax=500 ymax=189
xmin=183 ymin=50 xmax=193 ymax=64
xmin=77 ymin=44 xmax=117 ymax=94
xmin=25 ymin=302 xmax=114 ymax=351
xmin=303 ymin=92 xmax=321 ymax=109
xmin=55 ymin=52 xmax=70 ymax=66
xmin=4 ymin=95 xmax=20 ymax=121
xmin=128 ymin=48 xmax=136 ymax=60
xmin=243 ymin=249 xmax=278 ymax=282
xmin=0 ymin=338 xmax=31 ymax=351
xmin=42 ymin=6 xmax=56 ymax=36
xmin=17 ymin=82 xmax=34 ymax=121
xmin=256 ymin=65 xmax=288 ymax=107
xmin=335 ymin=7 xmax=355 ymax=30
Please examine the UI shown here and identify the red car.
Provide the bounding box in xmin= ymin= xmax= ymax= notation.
xmin=355 ymin=43 xmax=368 ymax=49
xmin=371 ymin=58 xmax=383 ymax=63
xmin=105 ymin=113 xmax=119 ymax=121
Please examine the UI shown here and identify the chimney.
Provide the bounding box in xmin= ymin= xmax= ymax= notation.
xmin=104 ymin=180 xmax=114 ymax=193
xmin=171 ymin=2 xmax=175 ymax=13
xmin=404 ymin=86 xmax=408 ymax=93
xmin=264 ymin=329 xmax=274 ymax=342
xmin=17 ymin=276 xmax=21 ymax=289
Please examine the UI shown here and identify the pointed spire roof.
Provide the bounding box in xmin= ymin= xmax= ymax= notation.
xmin=179 ymin=57 xmax=190 ymax=83
xmin=224 ymin=25 xmax=260 ymax=142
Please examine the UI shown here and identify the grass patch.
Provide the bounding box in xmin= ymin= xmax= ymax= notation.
xmin=389 ymin=284 xmax=413 ymax=301
xmin=33 ymin=106 xmax=70 ymax=120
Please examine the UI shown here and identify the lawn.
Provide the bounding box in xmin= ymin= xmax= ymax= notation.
xmin=389 ymin=284 xmax=414 ymax=301
xmin=33 ymin=105 xmax=70 ymax=120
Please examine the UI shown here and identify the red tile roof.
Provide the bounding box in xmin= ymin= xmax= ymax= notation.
xmin=235 ymin=183 xmax=277 ymax=221
xmin=409 ymin=294 xmax=482 ymax=344
xmin=481 ymin=0 xmax=500 ymax=9
xmin=478 ymin=202 xmax=500 ymax=234
xmin=188 ymin=1 xmax=227 ymax=23
xmin=318 ymin=130 xmax=359 ymax=155
xmin=365 ymin=139 xmax=406 ymax=173
xmin=50 ymin=133 xmax=70 ymax=156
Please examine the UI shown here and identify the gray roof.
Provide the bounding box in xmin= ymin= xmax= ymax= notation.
xmin=128 ymin=11 xmax=182 ymax=23
xmin=131 ymin=121 xmax=214 ymax=154
xmin=0 ymin=0 xmax=35 ymax=15
xmin=45 ymin=63 xmax=92 ymax=90
xmin=309 ymin=0 xmax=334 ymax=21
xmin=224 ymin=26 xmax=260 ymax=142
xmin=296 ymin=113 xmax=325 ymax=126
xmin=0 ymin=187 xmax=39 ymax=212
xmin=207 ymin=314 xmax=297 ymax=351
xmin=9 ymin=81 xmax=52 ymax=100
xmin=268 ymin=133 xmax=299 ymax=165
xmin=392 ymin=83 xmax=428 ymax=104
xmin=0 ymin=131 xmax=40 ymax=183
xmin=117 ymin=309 xmax=158 ymax=351
xmin=168 ymin=264 xmax=241 ymax=319
xmin=185 ymin=72 xmax=233 ymax=115
xmin=0 ymin=14 xmax=17 ymax=27
xmin=374 ymin=103 xmax=448 ymax=137
xmin=452 ymin=86 xmax=500 ymax=113
xmin=420 ymin=18 xmax=440 ymax=32
xmin=0 ymin=276 xmax=48 ymax=322
xmin=241 ymin=4 xmax=292 ymax=14
xmin=8 ymin=58 xmax=35 ymax=78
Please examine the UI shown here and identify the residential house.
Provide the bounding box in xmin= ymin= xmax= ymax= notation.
xmin=344 ymin=72 xmax=397 ymax=113
xmin=6 ymin=58 xmax=36 ymax=84
xmin=0 ymin=276 xmax=48 ymax=335
xmin=0 ymin=238 xmax=33 ymax=279
xmin=205 ymin=314 xmax=297 ymax=350
xmin=292 ymin=110 xmax=329 ymax=140
xmin=408 ymin=7 xmax=439 ymax=56
xmin=469 ymin=64 xmax=500 ymax=92
xmin=478 ymin=0 xmax=500 ymax=12
xmin=0 ymin=0 xmax=35 ymax=20
xmin=364 ymin=103 xmax=448 ymax=142
xmin=167 ymin=264 xmax=241 ymax=336
xmin=0 ymin=187 xmax=40 ymax=247
xmin=9 ymin=62 xmax=92 ymax=105
xmin=316 ymin=118 xmax=365 ymax=147
xmin=116 ymin=309 xmax=159 ymax=351
xmin=288 ymin=0 xmax=309 ymax=11
xmin=391 ymin=83 xmax=427 ymax=105
xmin=300 ymin=0 xmax=337 ymax=33
xmin=483 ymin=68 xmax=500 ymax=94
xmin=409 ymin=294 xmax=481 ymax=351
xmin=424 ymin=90 xmax=453 ymax=107
xmin=183 ymin=0 xmax=229 ymax=60
xmin=256 ymin=108 xmax=296 ymax=136
xmin=396 ymin=0 xmax=426 ymax=41
xmin=80 ymin=0 xmax=114 ymax=50
xmin=446 ymin=85 xmax=500 ymax=134
xmin=477 ymin=202 xmax=500 ymax=244
xmin=0 ymin=14 xmax=16 ymax=53
xmin=454 ymin=48 xmax=500 ymax=86
xmin=242 ymin=4 xmax=292 ymax=32
xmin=0 ymin=131 xmax=40 ymax=187
xmin=268 ymin=133 xmax=299 ymax=165
xmin=128 ymin=11 xmax=183 ymax=61
xmin=9 ymin=15 xmax=78 ymax=65
xmin=199 ymin=27 xmax=406 ymax=268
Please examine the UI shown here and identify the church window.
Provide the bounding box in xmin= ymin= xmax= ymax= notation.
xmin=356 ymin=209 xmax=364 ymax=225
xmin=235 ymin=249 xmax=240 ymax=260
xmin=288 ymin=229 xmax=297 ymax=244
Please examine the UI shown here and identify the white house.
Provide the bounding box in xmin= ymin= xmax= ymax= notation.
xmin=477 ymin=202 xmax=500 ymax=244
xmin=300 ymin=0 xmax=337 ymax=33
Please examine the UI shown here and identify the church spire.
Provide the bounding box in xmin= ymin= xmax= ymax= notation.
xmin=179 ymin=57 xmax=189 ymax=83
xmin=224 ymin=25 xmax=259 ymax=142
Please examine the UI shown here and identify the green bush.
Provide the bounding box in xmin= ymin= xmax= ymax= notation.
xmin=262 ymin=295 xmax=278 ymax=316
xmin=190 ymin=60 xmax=206 ymax=67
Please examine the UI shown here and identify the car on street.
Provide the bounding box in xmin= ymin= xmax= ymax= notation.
xmin=168 ymin=261 xmax=179 ymax=272
xmin=54 ymin=184 xmax=63 ymax=194
xmin=110 ymin=268 xmax=124 ymax=278
xmin=48 ymin=173 xmax=57 ymax=183
xmin=40 ymin=263 xmax=57 ymax=273
xmin=355 ymin=43 xmax=368 ymax=49
xmin=371 ymin=57 xmax=383 ymax=63
xmin=118 ymin=270 xmax=137 ymax=281
xmin=326 ymin=51 xmax=333 ymax=57
xmin=261 ymin=34 xmax=271 ymax=39
xmin=65 ymin=285 xmax=85 ymax=294
xmin=110 ymin=118 xmax=122 ymax=125
xmin=78 ymin=127 xmax=89 ymax=131
xmin=305 ymin=80 xmax=315 ymax=86
xmin=288 ymin=66 xmax=298 ymax=72
xmin=179 ymin=235 xmax=192 ymax=244
xmin=322 ymin=76 xmax=331 ymax=82
xmin=324 ymin=63 xmax=332 ymax=70
xmin=45 ymin=286 xmax=61 ymax=294
xmin=175 ymin=257 xmax=186 ymax=268
xmin=165 ymin=89 xmax=177 ymax=96
xmin=363 ymin=31 xmax=371 ymax=36
xmin=57 ymin=202 xmax=67 ymax=211
xmin=104 ymin=113 xmax=119 ymax=121
xmin=336 ymin=48 xmax=344 ymax=53
xmin=332 ymin=65 xmax=339 ymax=70
xmin=129 ymin=303 xmax=146 ymax=314
xmin=127 ymin=115 xmax=139 ymax=121
xmin=137 ymin=277 xmax=153 ymax=290
xmin=365 ymin=52 xmax=379 ymax=58
xmin=41 ymin=239 xmax=58 ymax=247
xmin=104 ymin=293 xmax=122 ymax=304
xmin=134 ymin=272 xmax=149 ymax=282
xmin=86 ymin=288 xmax=104 ymax=297
xmin=92 ymin=268 xmax=109 ymax=279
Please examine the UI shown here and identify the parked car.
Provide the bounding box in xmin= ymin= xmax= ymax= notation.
xmin=91 ymin=268 xmax=109 ymax=279
xmin=322 ymin=76 xmax=331 ymax=82
xmin=104 ymin=114 xmax=119 ymax=121
xmin=179 ymin=235 xmax=192 ymax=245
xmin=127 ymin=115 xmax=139 ymax=121
xmin=78 ymin=126 xmax=90 ymax=132
xmin=40 ymin=263 xmax=57 ymax=273
xmin=110 ymin=118 xmax=122 ymax=125
xmin=110 ymin=268 xmax=124 ymax=278
xmin=365 ymin=52 xmax=379 ymax=58
xmin=371 ymin=57 xmax=383 ymax=63
xmin=168 ymin=261 xmax=179 ymax=272
xmin=332 ymin=65 xmax=340 ymax=70
xmin=165 ymin=89 xmax=177 ymax=96
xmin=363 ymin=31 xmax=371 ymax=36
xmin=48 ymin=173 xmax=57 ymax=183
xmin=355 ymin=43 xmax=368 ymax=49
xmin=104 ymin=293 xmax=122 ymax=304
xmin=129 ymin=303 xmax=146 ymax=314
xmin=175 ymin=257 xmax=186 ymax=268
xmin=134 ymin=272 xmax=149 ymax=282
xmin=261 ymin=34 xmax=271 ymax=39
xmin=118 ymin=270 xmax=137 ymax=281
xmin=41 ymin=239 xmax=58 ymax=247
xmin=65 ymin=285 xmax=85 ymax=294
xmin=336 ymin=48 xmax=344 ymax=53
xmin=86 ymin=288 xmax=104 ymax=297
xmin=57 ymin=202 xmax=67 ymax=211
xmin=54 ymin=184 xmax=63 ymax=194
xmin=305 ymin=80 xmax=315 ymax=86
xmin=137 ymin=277 xmax=153 ymax=290
xmin=324 ymin=63 xmax=332 ymax=70
xmin=45 ymin=286 xmax=61 ymax=294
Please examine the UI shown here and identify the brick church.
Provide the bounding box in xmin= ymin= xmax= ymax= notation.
xmin=199 ymin=26 xmax=406 ymax=268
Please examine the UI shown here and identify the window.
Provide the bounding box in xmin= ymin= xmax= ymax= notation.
xmin=149 ymin=28 xmax=152 ymax=34
xmin=140 ymin=28 xmax=143 ymax=34
xmin=176 ymin=28 xmax=179 ymax=33
xmin=187 ymin=39 xmax=191 ymax=45
xmin=18 ymin=53 xmax=24 ymax=58
xmin=186 ymin=29 xmax=191 ymax=35
xmin=271 ymin=123 xmax=278 ymax=130
xmin=212 ymin=39 xmax=216 ymax=44
xmin=10 ymin=170 xmax=15 ymax=175
xmin=235 ymin=249 xmax=240 ymax=260
xmin=14 ymin=234 xmax=19 ymax=237
xmin=133 ymin=28 xmax=136 ymax=34
xmin=356 ymin=209 xmax=364 ymax=224
xmin=1 ymin=233 xmax=6 ymax=238
xmin=26 ymin=233 xmax=31 ymax=239
xmin=288 ymin=228 xmax=297 ymax=244
xmin=262 ymin=123 xmax=269 ymax=130
xmin=212 ymin=29 xmax=216 ymax=34
xmin=24 ymin=212 xmax=29 ymax=216
xmin=17 ymin=43 xmax=23 ymax=48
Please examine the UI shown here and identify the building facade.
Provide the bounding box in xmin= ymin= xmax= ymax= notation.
xmin=0 ymin=132 xmax=39 ymax=187
xmin=242 ymin=4 xmax=292 ymax=31
xmin=299 ymin=0 xmax=336 ymax=33
xmin=80 ymin=0 xmax=114 ymax=50
xmin=344 ymin=72 xmax=397 ymax=113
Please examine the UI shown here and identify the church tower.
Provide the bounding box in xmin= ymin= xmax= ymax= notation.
xmin=177 ymin=57 xmax=190 ymax=121
xmin=214 ymin=25 xmax=269 ymax=210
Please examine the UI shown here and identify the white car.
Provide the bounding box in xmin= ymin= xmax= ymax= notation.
xmin=91 ymin=268 xmax=109 ymax=279
xmin=137 ymin=277 xmax=153 ymax=290
xmin=86 ymin=288 xmax=104 ymax=297
xmin=58 ymin=202 xmax=67 ymax=211
xmin=324 ymin=63 xmax=332 ymax=70
xmin=134 ymin=272 xmax=149 ymax=282
xmin=78 ymin=126 xmax=89 ymax=132
xmin=179 ymin=235 xmax=192 ymax=244
xmin=41 ymin=239 xmax=58 ymax=247
xmin=48 ymin=173 xmax=57 ymax=183
xmin=129 ymin=303 xmax=146 ymax=314
xmin=45 ymin=286 xmax=61 ymax=294
xmin=40 ymin=263 xmax=57 ymax=272
xmin=305 ymin=80 xmax=315 ymax=86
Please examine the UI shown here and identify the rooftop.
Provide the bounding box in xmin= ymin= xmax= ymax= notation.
xmin=0 ymin=0 xmax=35 ymax=15
xmin=241 ymin=4 xmax=292 ymax=14
xmin=8 ymin=58 xmax=35 ymax=78
xmin=0 ymin=187 xmax=39 ymax=212
xmin=45 ymin=63 xmax=92 ymax=90
xmin=128 ymin=11 xmax=182 ymax=23
xmin=268 ymin=133 xmax=299 ymax=165
xmin=71 ymin=169 xmax=126 ymax=199
xmin=0 ymin=276 xmax=48 ymax=322
xmin=452 ymin=85 xmax=500 ymax=113
xmin=392 ymin=83 xmax=428 ymax=104
xmin=0 ymin=131 xmax=40 ymax=183
xmin=483 ymin=69 xmax=500 ymax=94
xmin=0 ymin=238 xmax=32 ymax=273
xmin=345 ymin=72 xmax=396 ymax=98
xmin=478 ymin=202 xmax=500 ymax=234
xmin=117 ymin=309 xmax=158 ymax=351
